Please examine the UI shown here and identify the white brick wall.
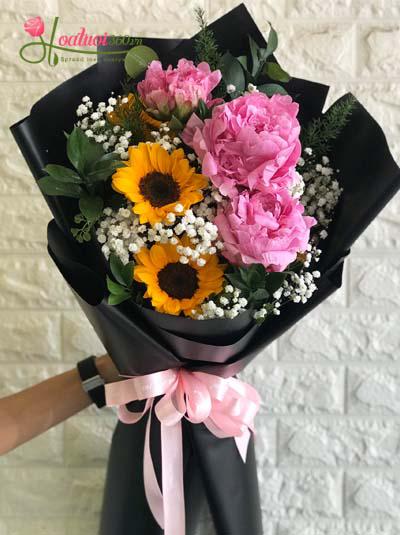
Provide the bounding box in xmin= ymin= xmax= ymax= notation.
xmin=0 ymin=1 xmax=399 ymax=533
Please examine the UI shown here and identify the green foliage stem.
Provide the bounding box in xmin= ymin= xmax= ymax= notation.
xmin=37 ymin=127 xmax=123 ymax=243
xmin=194 ymin=7 xmax=222 ymax=70
xmin=301 ymin=94 xmax=356 ymax=158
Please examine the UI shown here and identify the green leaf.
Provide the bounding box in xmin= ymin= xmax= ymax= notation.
xmin=265 ymin=22 xmax=278 ymax=58
xmin=96 ymin=152 xmax=125 ymax=166
xmin=225 ymin=273 xmax=248 ymax=293
xmin=110 ymin=254 xmax=129 ymax=287
xmin=124 ymin=45 xmax=159 ymax=78
xmin=43 ymin=164 xmax=82 ymax=183
xmin=219 ymin=52 xmax=246 ymax=93
xmin=248 ymin=35 xmax=260 ymax=76
xmin=86 ymin=164 xmax=118 ymax=182
xmin=264 ymin=62 xmax=291 ymax=83
xmin=197 ymin=98 xmax=209 ymax=119
xmin=107 ymin=275 xmax=127 ymax=295
xmin=66 ymin=127 xmax=104 ymax=175
xmin=196 ymin=98 xmax=219 ymax=120
xmin=38 ymin=176 xmax=83 ymax=198
xmin=79 ymin=195 xmax=103 ymax=223
xmin=66 ymin=127 xmax=88 ymax=174
xmin=96 ymin=151 xmax=120 ymax=163
xmin=247 ymin=264 xmax=266 ymax=289
xmin=168 ymin=115 xmax=184 ymax=131
xmin=86 ymin=169 xmax=114 ymax=182
xmin=106 ymin=274 xmax=133 ymax=305
xmin=108 ymin=292 xmax=132 ymax=305
xmin=250 ymin=288 xmax=269 ymax=302
xmin=258 ymin=83 xmax=288 ymax=96
xmin=237 ymin=54 xmax=248 ymax=72
xmin=74 ymin=213 xmax=84 ymax=223
xmin=238 ymin=266 xmax=250 ymax=284
xmin=86 ymin=152 xmax=125 ymax=181
xmin=265 ymin=272 xmax=287 ymax=294
xmin=83 ymin=144 xmax=105 ymax=175
xmin=121 ymin=261 xmax=135 ymax=288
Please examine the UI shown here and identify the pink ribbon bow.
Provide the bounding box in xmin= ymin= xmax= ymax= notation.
xmin=105 ymin=368 xmax=260 ymax=535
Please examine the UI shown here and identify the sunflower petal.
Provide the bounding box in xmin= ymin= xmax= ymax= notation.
xmin=164 ymin=299 xmax=181 ymax=315
xmin=150 ymin=245 xmax=168 ymax=269
xmin=135 ymin=249 xmax=154 ymax=269
xmin=134 ymin=268 xmax=156 ymax=285
xmin=133 ymin=201 xmax=151 ymax=214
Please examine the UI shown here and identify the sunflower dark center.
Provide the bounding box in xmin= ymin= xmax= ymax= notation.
xmin=139 ymin=172 xmax=180 ymax=208
xmin=158 ymin=262 xmax=199 ymax=300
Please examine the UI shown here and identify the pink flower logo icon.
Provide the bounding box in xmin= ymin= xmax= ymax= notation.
xmin=24 ymin=16 xmax=44 ymax=37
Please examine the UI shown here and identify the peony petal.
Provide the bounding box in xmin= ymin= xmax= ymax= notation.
xmin=202 ymin=152 xmax=218 ymax=176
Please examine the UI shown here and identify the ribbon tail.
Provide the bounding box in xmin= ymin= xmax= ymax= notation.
xmin=161 ymin=421 xmax=185 ymax=535
xmin=143 ymin=404 xmax=165 ymax=529
xmin=235 ymin=428 xmax=251 ymax=463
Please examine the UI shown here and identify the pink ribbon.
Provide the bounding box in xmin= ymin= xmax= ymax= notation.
xmin=105 ymin=368 xmax=260 ymax=535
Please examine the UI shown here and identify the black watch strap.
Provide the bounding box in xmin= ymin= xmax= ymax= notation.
xmin=77 ymin=356 xmax=106 ymax=409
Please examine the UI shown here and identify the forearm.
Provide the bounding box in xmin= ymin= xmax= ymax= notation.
xmin=0 ymin=355 xmax=118 ymax=456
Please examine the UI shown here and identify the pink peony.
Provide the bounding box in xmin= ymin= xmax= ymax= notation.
xmin=24 ymin=16 xmax=44 ymax=37
xmin=215 ymin=189 xmax=316 ymax=272
xmin=137 ymin=59 xmax=221 ymax=121
xmin=182 ymin=92 xmax=301 ymax=198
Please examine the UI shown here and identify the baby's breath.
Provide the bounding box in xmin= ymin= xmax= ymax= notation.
xmin=299 ymin=150 xmax=342 ymax=232
xmin=96 ymin=205 xmax=144 ymax=265
xmin=96 ymin=205 xmax=221 ymax=268
xmin=150 ymin=124 xmax=183 ymax=153
xmin=192 ymin=285 xmax=248 ymax=319
xmin=253 ymin=245 xmax=322 ymax=322
xmin=76 ymin=95 xmax=131 ymax=159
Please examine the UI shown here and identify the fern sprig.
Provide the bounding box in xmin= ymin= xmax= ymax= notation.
xmin=194 ymin=7 xmax=222 ymax=70
xmin=301 ymin=94 xmax=356 ymax=157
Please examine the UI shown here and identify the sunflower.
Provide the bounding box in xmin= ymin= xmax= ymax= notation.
xmin=112 ymin=143 xmax=208 ymax=225
xmin=134 ymin=237 xmax=225 ymax=316
xmin=108 ymin=92 xmax=161 ymax=130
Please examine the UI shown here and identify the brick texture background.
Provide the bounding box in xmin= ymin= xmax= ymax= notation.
xmin=0 ymin=1 xmax=399 ymax=534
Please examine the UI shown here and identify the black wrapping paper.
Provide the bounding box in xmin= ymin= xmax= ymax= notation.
xmin=10 ymin=4 xmax=400 ymax=535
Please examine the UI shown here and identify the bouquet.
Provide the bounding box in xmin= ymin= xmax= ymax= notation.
xmin=11 ymin=5 xmax=400 ymax=535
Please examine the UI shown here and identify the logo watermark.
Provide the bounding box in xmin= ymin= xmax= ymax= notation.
xmin=20 ymin=16 xmax=141 ymax=66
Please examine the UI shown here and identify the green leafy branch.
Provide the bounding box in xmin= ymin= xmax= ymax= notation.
xmin=194 ymin=7 xmax=223 ymax=71
xmin=218 ymin=23 xmax=291 ymax=98
xmin=226 ymin=264 xmax=287 ymax=307
xmin=106 ymin=254 xmax=135 ymax=305
xmin=71 ymin=196 xmax=104 ymax=243
xmin=38 ymin=127 xmax=124 ymax=242
xmin=301 ymin=94 xmax=357 ymax=158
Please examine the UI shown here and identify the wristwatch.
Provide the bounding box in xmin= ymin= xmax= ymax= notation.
xmin=77 ymin=356 xmax=106 ymax=408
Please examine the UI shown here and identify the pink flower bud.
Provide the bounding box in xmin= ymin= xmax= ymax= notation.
xmin=137 ymin=59 xmax=221 ymax=122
